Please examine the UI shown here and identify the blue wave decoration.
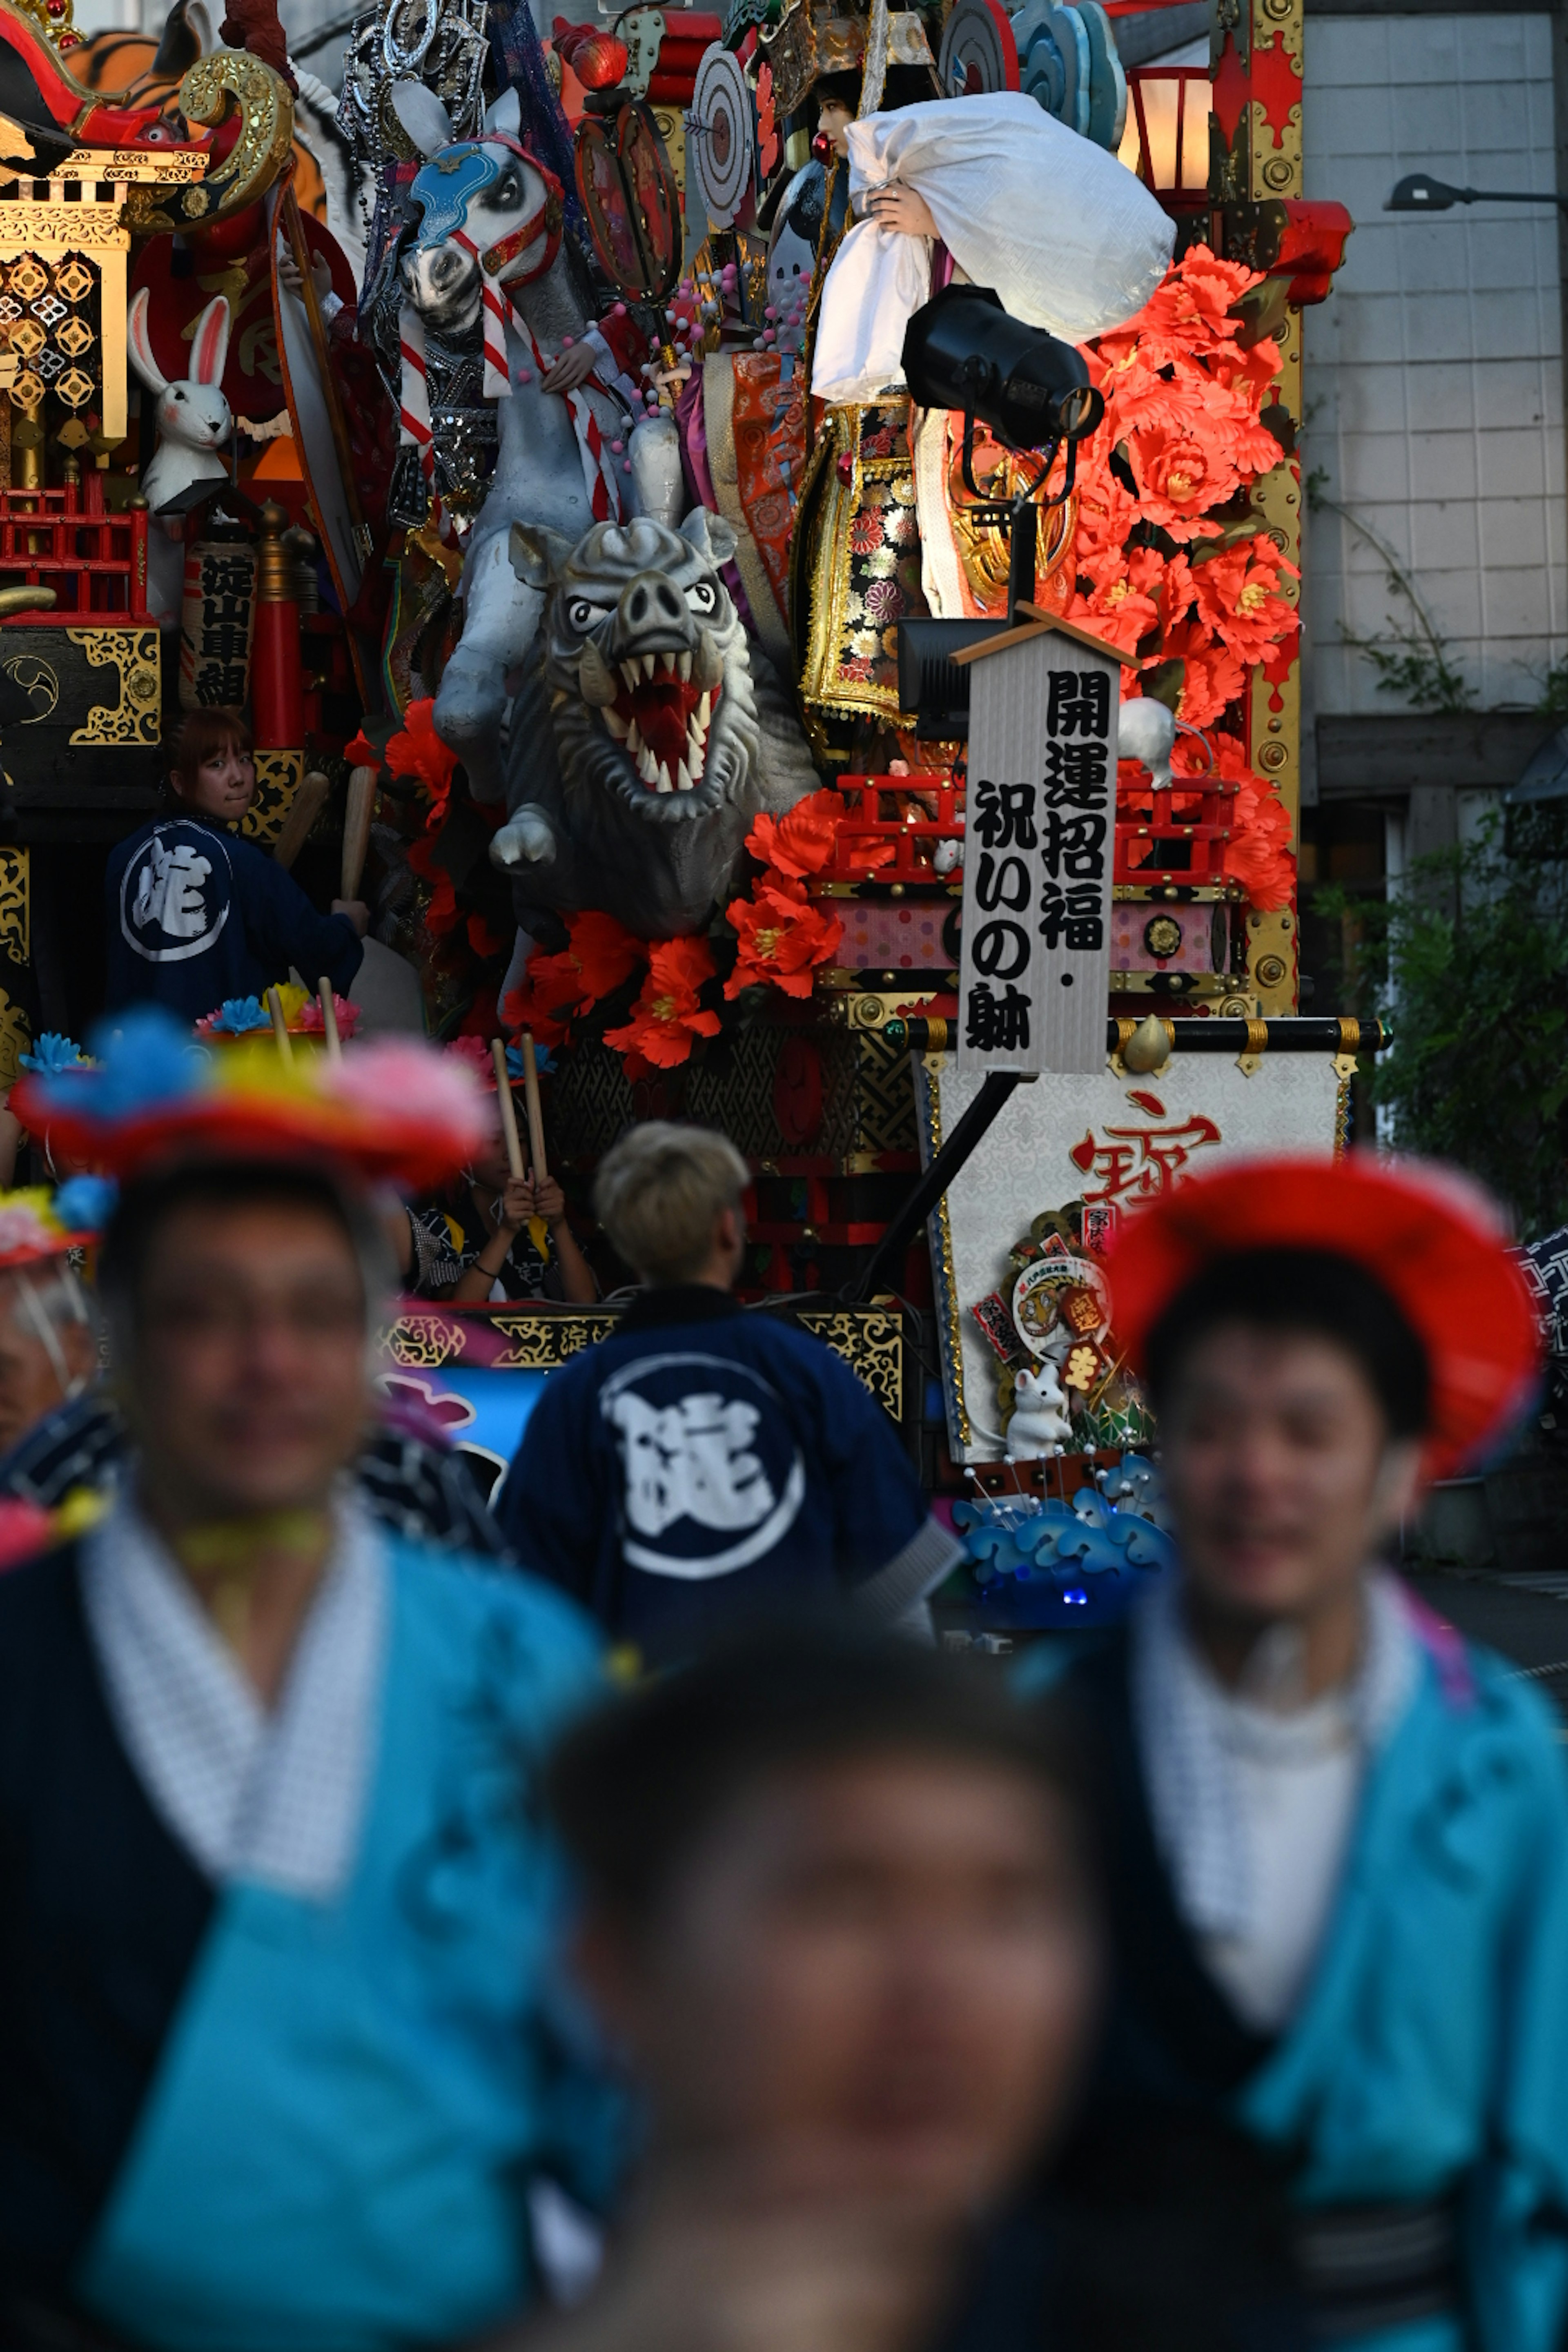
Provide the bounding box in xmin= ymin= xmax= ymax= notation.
xmin=947 ymin=1456 xmax=1176 ymax=1627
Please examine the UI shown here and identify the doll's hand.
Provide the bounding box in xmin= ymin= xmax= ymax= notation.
xmin=862 ymin=185 xmax=938 ymax=240
xmin=543 ymin=341 xmax=599 ymax=394
xmin=332 ymin=898 xmax=370 ymax=936
xmin=279 ymin=247 xmax=334 ymax=306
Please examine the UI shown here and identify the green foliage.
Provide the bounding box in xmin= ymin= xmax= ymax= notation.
xmin=1317 ymin=497 xmax=1478 ymax=715
xmin=1316 ymin=815 xmax=1568 ymax=1239
xmin=1532 ymin=653 xmax=1568 ymax=717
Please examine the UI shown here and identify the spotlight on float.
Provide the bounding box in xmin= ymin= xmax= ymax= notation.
xmin=900 ymin=284 xmax=1105 ymax=624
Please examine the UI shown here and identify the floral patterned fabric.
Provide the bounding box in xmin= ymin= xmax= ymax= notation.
xmin=796 ymin=398 xmax=930 ymax=728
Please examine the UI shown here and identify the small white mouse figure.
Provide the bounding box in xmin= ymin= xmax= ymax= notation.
xmin=1118 ymin=696 xmax=1178 ymax=789
xmin=126 ymin=288 xmax=233 ymax=515
xmin=1006 ymin=1363 xmax=1073 ymax=1460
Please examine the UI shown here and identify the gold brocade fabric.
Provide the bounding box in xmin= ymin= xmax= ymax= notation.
xmin=793 ymin=396 xmax=930 ymax=728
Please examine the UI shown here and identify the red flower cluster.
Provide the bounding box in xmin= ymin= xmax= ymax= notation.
xmin=1067 ymin=245 xmax=1302 ymax=908
xmin=725 ymin=788 xmax=860 ymax=1000
xmin=604 ymin=938 xmax=722 ymax=1075
xmin=503 ymin=908 xmax=648 ymax=1046
xmin=1172 ymin=731 xmax=1296 ymax=913
xmin=384 ymin=698 xmax=457 ymax=808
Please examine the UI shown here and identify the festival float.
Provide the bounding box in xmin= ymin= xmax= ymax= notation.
xmin=0 ymin=0 xmax=1367 ymax=1627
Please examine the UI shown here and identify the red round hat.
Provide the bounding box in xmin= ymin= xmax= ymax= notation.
xmin=1105 ymin=1153 xmax=1541 ymax=1479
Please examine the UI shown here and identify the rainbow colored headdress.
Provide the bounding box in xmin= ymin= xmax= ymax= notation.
xmin=12 ymin=1009 xmax=490 ymax=1193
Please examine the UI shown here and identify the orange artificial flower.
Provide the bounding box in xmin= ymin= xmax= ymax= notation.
xmin=604 ymin=935 xmax=721 ymax=1070
xmin=724 ymin=876 xmax=844 ymax=998
xmin=1191 ymin=537 xmax=1301 ymax=667
xmin=1169 ymin=634 xmax=1247 ymax=730
xmin=384 ymin=697 xmax=458 ymax=805
xmin=1170 ymin=732 xmax=1295 ymax=912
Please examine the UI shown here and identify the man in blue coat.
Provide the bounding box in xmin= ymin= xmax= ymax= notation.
xmin=497 ymin=1123 xmax=959 ymax=1666
xmin=1025 ymin=1154 xmax=1568 ymax=2352
xmin=0 ymin=1018 xmax=621 ymax=2351
xmin=105 ymin=709 xmax=365 ymax=1024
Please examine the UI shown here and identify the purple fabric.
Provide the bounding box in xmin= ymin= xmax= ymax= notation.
xmin=675 ymin=363 xmax=756 ymax=637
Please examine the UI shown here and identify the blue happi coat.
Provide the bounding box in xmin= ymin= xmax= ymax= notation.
xmin=0 ymin=1535 xmax=625 ymax=2352
xmin=1034 ymin=1610 xmax=1568 ymax=2352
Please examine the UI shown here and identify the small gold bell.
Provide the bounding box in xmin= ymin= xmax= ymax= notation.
xmin=1123 ymin=1013 xmax=1172 ymax=1074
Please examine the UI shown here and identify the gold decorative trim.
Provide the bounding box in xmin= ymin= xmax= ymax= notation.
xmin=66 ymin=627 xmax=159 ymax=746
xmin=0 ymin=845 xmax=27 ymax=964
xmin=796 ymin=1307 xmax=903 ymax=1421
xmin=127 ymin=53 xmax=294 ymax=236
xmin=240 ymin=749 xmax=304 ymax=848
xmin=485 ymin=1312 xmax=621 ymax=1369
xmin=1332 ymin=1051 xmax=1357 ymax=1159
xmin=384 ymin=1313 xmax=463 ymax=1369
xmin=0 ymin=981 xmax=27 ymax=1089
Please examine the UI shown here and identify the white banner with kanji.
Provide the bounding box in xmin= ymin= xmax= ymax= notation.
xmin=914 ymin=1053 xmax=1344 ymax=1460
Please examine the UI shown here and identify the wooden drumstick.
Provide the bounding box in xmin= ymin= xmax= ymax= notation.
xmin=492 ymin=1039 xmax=525 ymax=1179
xmin=272 ymin=768 xmax=329 ymax=871
xmin=266 ymin=985 xmax=294 ymax=1066
xmin=520 ymin=1030 xmax=547 ymax=1183
xmin=342 ymin=764 xmax=378 ymax=900
xmin=318 ymin=978 xmax=342 ymax=1065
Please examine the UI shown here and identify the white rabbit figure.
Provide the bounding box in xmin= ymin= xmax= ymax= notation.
xmin=126 ymin=289 xmax=233 ymax=516
xmin=1005 ymin=1364 xmax=1074 ymax=1461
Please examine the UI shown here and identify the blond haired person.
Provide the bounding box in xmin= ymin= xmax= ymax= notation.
xmin=496 ymin=1123 xmax=958 ymax=1665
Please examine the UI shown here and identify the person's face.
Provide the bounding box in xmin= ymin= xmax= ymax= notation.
xmin=1159 ymin=1323 xmax=1422 ymax=1628
xmin=0 ymin=1271 xmax=93 ymax=1451
xmin=173 ymin=739 xmax=256 ymax=824
xmin=584 ymin=1754 xmax=1099 ymax=2219
xmin=121 ymin=1198 xmax=372 ymax=1523
xmin=816 ymin=98 xmax=853 ymax=155
xmin=470 ymin=1114 xmax=514 ymax=1193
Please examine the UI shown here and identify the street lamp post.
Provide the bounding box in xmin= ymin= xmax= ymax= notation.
xmin=1387 ymin=170 xmax=1568 ymax=213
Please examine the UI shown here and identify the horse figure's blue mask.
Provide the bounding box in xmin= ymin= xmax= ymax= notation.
xmin=409 ymin=143 xmax=501 ymax=250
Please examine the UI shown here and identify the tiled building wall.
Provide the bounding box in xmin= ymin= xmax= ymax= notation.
xmin=1301 ymin=11 xmax=1565 ymax=717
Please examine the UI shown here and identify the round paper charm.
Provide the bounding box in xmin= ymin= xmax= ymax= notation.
xmin=688 ymin=44 xmax=755 ymax=230
xmin=1011 ymin=1256 xmax=1111 ymax=1358
xmin=938 ymin=0 xmax=1019 ymax=99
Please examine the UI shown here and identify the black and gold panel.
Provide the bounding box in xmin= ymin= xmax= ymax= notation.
xmin=0 ymin=624 xmax=164 ymax=839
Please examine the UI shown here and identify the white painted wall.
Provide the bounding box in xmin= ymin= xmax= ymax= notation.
xmin=1301 ymin=12 xmax=1566 ymax=716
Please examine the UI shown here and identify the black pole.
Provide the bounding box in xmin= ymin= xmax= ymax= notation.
xmin=1007 ymin=492 xmax=1038 ymax=626
xmin=844 ymin=1069 xmax=1028 ymax=1305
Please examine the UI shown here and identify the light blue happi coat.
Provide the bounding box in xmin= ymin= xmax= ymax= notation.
xmin=1236 ymin=1623 xmax=1568 ymax=2352
xmin=74 ymin=1541 xmax=623 ymax=2352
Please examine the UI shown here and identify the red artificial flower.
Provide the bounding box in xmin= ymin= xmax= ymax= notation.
xmin=343 ymin=729 xmax=380 ymax=768
xmin=384 ymin=697 xmax=458 ymax=806
xmin=567 ymin=907 xmax=646 ymax=1001
xmin=1191 ymin=535 xmax=1301 ymax=667
xmin=405 ymin=827 xmax=459 ymax=937
xmin=747 ymin=788 xmax=849 ymax=880
xmin=724 ymin=876 xmax=844 ymax=998
xmin=604 ymin=935 xmax=722 ymax=1070
xmin=500 ymin=907 xmax=650 ymax=1045
xmin=1172 ymin=733 xmax=1294 ymax=912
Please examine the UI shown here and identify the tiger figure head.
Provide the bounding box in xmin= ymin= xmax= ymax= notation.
xmin=510 ymin=510 xmax=763 ymax=826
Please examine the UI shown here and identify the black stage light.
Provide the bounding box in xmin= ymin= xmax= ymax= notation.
xmin=900 ymin=283 xmax=1106 ymax=636
xmin=902 ymin=282 xmax=1104 ymax=466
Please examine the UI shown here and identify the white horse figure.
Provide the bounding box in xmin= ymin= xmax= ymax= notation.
xmin=390 ymin=80 xmax=683 ymax=803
